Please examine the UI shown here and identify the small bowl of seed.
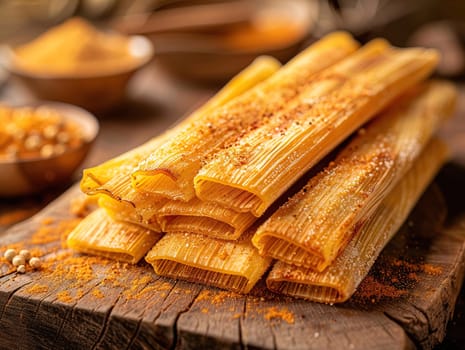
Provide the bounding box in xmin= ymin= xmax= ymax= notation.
xmin=0 ymin=102 xmax=99 ymax=197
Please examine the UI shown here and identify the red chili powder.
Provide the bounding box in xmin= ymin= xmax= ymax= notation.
xmin=354 ymin=256 xmax=444 ymax=303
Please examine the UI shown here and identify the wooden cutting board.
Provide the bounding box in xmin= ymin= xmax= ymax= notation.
xmin=0 ymin=162 xmax=464 ymax=350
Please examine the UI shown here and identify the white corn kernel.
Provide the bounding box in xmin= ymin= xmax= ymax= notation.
xmin=43 ymin=125 xmax=59 ymax=139
xmin=29 ymin=257 xmax=41 ymax=269
xmin=3 ymin=249 xmax=16 ymax=262
xmin=12 ymin=255 xmax=26 ymax=267
xmin=19 ymin=249 xmax=31 ymax=261
xmin=40 ymin=144 xmax=55 ymax=158
xmin=24 ymin=134 xmax=42 ymax=150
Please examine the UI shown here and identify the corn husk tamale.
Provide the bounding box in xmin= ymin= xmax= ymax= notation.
xmin=67 ymin=208 xmax=161 ymax=263
xmin=157 ymin=197 xmax=257 ymax=240
xmin=132 ymin=32 xmax=360 ymax=202
xmin=252 ymin=81 xmax=456 ymax=271
xmin=145 ymin=229 xmax=272 ymax=293
xmin=195 ymin=47 xmax=439 ymax=216
xmin=81 ymin=54 xmax=282 ymax=196
xmin=266 ymin=138 xmax=448 ymax=303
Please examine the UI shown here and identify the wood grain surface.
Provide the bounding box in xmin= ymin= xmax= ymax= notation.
xmin=0 ymin=170 xmax=464 ymax=350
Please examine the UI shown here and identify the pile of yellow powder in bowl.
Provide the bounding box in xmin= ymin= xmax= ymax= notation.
xmin=13 ymin=17 xmax=140 ymax=76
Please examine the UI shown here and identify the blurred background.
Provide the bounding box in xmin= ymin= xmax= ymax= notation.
xmin=1 ymin=0 xmax=465 ymax=82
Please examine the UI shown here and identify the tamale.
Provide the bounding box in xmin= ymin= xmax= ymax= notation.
xmin=98 ymin=195 xmax=162 ymax=232
xmin=80 ymin=56 xmax=280 ymax=231
xmin=145 ymin=230 xmax=272 ymax=293
xmin=157 ymin=197 xmax=257 ymax=240
xmin=67 ymin=208 xmax=161 ymax=264
xmin=132 ymin=32 xmax=360 ymax=201
xmin=266 ymin=138 xmax=448 ymax=303
xmin=195 ymin=47 xmax=439 ymax=216
xmin=252 ymin=81 xmax=456 ymax=271
xmin=81 ymin=55 xmax=281 ymax=195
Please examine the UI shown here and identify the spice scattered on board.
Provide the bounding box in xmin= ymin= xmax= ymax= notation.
xmin=2 ymin=248 xmax=42 ymax=273
xmin=91 ymin=288 xmax=105 ymax=299
xmin=31 ymin=217 xmax=82 ymax=246
xmin=263 ymin=306 xmax=295 ymax=324
xmin=24 ymin=251 xmax=109 ymax=304
xmin=243 ymin=294 xmax=297 ymax=324
xmin=0 ymin=190 xmax=446 ymax=310
xmin=25 ymin=284 xmax=49 ymax=294
xmin=0 ymin=207 xmax=39 ymax=227
xmin=356 ymin=276 xmax=408 ymax=302
xmin=196 ymin=289 xmax=241 ymax=305
xmin=0 ymin=215 xmax=84 ymax=297
xmin=354 ymin=256 xmax=443 ymax=303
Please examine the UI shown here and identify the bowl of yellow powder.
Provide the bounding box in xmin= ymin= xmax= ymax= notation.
xmin=0 ymin=17 xmax=154 ymax=113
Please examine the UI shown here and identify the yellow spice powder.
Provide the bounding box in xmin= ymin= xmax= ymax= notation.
xmin=14 ymin=17 xmax=138 ymax=75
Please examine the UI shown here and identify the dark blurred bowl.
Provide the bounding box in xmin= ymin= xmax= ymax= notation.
xmin=0 ymin=35 xmax=154 ymax=113
xmin=0 ymin=102 xmax=99 ymax=197
xmin=117 ymin=0 xmax=318 ymax=83
xmin=151 ymin=35 xmax=310 ymax=83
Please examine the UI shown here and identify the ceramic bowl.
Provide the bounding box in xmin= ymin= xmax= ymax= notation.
xmin=116 ymin=0 xmax=317 ymax=83
xmin=0 ymin=101 xmax=99 ymax=197
xmin=0 ymin=35 xmax=154 ymax=113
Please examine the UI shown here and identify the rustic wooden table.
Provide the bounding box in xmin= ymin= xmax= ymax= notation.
xmin=0 ymin=62 xmax=464 ymax=349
